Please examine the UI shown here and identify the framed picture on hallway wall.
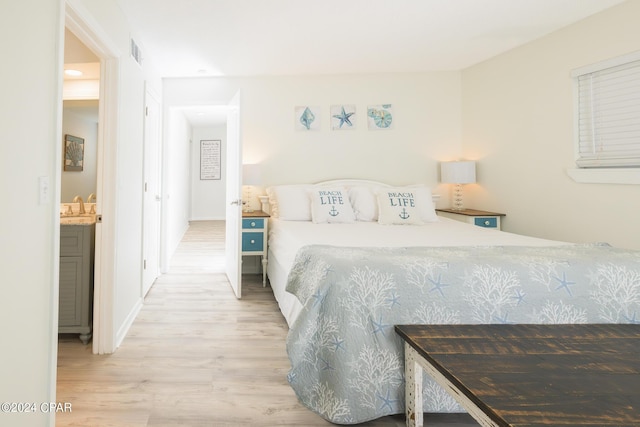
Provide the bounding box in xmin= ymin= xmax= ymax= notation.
xmin=200 ymin=139 xmax=221 ymax=180
xmin=64 ymin=134 xmax=84 ymax=172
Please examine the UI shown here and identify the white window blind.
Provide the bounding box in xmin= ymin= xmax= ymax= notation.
xmin=573 ymin=53 xmax=640 ymax=168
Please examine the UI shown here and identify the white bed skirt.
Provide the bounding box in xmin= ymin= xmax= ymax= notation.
xmin=266 ymin=248 xmax=303 ymax=327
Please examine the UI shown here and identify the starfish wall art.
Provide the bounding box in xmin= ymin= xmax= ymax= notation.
xmin=330 ymin=105 xmax=356 ymax=130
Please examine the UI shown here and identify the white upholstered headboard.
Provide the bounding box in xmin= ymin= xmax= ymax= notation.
xmin=258 ymin=179 xmax=440 ymax=215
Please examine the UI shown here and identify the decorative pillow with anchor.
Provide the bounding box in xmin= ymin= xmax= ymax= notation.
xmin=376 ymin=188 xmax=425 ymax=225
xmin=309 ymin=187 xmax=356 ymax=223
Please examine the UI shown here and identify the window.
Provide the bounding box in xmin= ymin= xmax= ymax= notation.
xmin=572 ymin=51 xmax=640 ymax=169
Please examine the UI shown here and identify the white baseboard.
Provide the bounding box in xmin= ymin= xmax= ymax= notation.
xmin=114 ymin=298 xmax=143 ymax=349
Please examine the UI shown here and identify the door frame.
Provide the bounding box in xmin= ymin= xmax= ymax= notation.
xmin=64 ymin=0 xmax=120 ymax=354
xmin=225 ymin=90 xmax=243 ymax=298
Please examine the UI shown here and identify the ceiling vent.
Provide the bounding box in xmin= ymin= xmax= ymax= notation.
xmin=130 ymin=38 xmax=143 ymax=66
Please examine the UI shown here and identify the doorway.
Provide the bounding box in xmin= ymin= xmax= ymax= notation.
xmin=61 ymin=28 xmax=100 ymax=352
xmin=64 ymin=2 xmax=120 ymax=354
xmin=162 ymin=102 xmax=242 ymax=296
xmin=62 ymin=28 xmax=99 ymax=209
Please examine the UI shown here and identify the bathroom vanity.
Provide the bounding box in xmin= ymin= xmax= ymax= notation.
xmin=59 ymin=222 xmax=95 ymax=344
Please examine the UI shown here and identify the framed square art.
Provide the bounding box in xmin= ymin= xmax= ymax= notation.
xmin=295 ymin=106 xmax=321 ymax=131
xmin=367 ymin=104 xmax=394 ymax=130
xmin=64 ymin=134 xmax=84 ymax=171
xmin=331 ymin=104 xmax=356 ymax=130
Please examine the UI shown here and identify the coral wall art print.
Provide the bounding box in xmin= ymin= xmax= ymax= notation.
xmin=295 ymin=106 xmax=321 ymax=131
xmin=367 ymin=104 xmax=394 ymax=130
xmin=64 ymin=134 xmax=84 ymax=171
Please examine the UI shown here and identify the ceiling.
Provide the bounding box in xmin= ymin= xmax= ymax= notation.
xmin=116 ymin=0 xmax=625 ymax=78
xmin=179 ymin=106 xmax=231 ymax=128
xmin=68 ymin=0 xmax=625 ymax=127
xmin=64 ymin=29 xmax=100 ymax=79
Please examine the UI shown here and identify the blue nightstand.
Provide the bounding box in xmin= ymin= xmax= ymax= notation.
xmin=436 ymin=208 xmax=505 ymax=230
xmin=242 ymin=211 xmax=269 ymax=286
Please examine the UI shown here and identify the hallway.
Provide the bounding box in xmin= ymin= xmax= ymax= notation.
xmin=55 ymin=221 xmax=474 ymax=426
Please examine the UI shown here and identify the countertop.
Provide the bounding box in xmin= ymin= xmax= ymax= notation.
xmin=60 ymin=215 xmax=97 ymax=226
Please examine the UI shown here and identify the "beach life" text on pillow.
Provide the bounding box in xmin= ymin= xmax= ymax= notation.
xmin=318 ymin=190 xmax=345 ymax=205
xmin=385 ymin=191 xmax=415 ymax=207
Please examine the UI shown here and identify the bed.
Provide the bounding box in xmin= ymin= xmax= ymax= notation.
xmin=263 ymin=179 xmax=640 ymax=424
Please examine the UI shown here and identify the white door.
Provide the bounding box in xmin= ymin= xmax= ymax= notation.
xmin=225 ymin=91 xmax=243 ymax=298
xmin=142 ymin=86 xmax=162 ymax=297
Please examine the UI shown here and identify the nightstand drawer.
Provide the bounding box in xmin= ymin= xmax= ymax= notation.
xmin=242 ymin=232 xmax=264 ymax=252
xmin=436 ymin=208 xmax=505 ymax=230
xmin=474 ymin=217 xmax=498 ymax=228
xmin=242 ymin=218 xmax=264 ymax=230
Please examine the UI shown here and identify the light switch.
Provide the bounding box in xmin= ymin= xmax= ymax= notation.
xmin=39 ymin=176 xmax=50 ymax=205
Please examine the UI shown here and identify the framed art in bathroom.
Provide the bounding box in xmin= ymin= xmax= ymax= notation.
xmin=64 ymin=134 xmax=84 ymax=172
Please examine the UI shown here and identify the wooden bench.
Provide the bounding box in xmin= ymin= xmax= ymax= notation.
xmin=395 ymin=324 xmax=640 ymax=427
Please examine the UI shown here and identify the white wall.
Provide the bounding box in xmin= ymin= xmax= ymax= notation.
xmin=0 ymin=0 xmax=63 ymax=425
xmin=461 ymin=0 xmax=640 ymax=250
xmin=61 ymin=102 xmax=98 ymax=202
xmin=113 ymin=55 xmax=147 ymax=334
xmin=163 ymin=73 xmax=463 ymax=204
xmin=191 ymin=125 xmax=227 ymax=220
xmin=0 ymin=0 xmax=162 ymax=423
xmin=163 ymin=109 xmax=192 ymax=268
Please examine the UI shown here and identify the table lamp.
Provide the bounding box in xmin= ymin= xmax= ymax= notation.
xmin=440 ymin=161 xmax=476 ymax=211
xmin=242 ymin=164 xmax=262 ymax=213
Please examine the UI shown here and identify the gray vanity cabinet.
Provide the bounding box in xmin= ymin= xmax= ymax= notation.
xmin=59 ymin=224 xmax=95 ymax=344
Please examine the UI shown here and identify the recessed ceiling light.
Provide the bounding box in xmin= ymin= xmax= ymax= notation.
xmin=64 ymin=69 xmax=83 ymax=77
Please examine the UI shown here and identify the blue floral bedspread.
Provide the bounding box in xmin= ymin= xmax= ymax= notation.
xmin=285 ymin=243 xmax=640 ymax=424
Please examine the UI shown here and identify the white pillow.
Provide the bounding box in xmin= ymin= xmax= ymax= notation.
xmin=377 ymin=188 xmax=424 ymax=225
xmin=407 ymin=185 xmax=439 ymax=223
xmin=265 ymin=185 xmax=313 ymax=220
xmin=348 ymin=185 xmax=381 ymax=221
xmin=309 ymin=187 xmax=356 ymax=223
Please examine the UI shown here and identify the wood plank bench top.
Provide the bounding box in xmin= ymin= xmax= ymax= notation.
xmin=395 ymin=324 xmax=640 ymax=427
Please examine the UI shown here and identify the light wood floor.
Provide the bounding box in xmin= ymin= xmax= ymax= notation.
xmin=56 ymin=220 xmax=475 ymax=426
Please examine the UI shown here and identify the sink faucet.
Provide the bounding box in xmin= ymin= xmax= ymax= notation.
xmin=86 ymin=193 xmax=96 ymax=214
xmin=73 ymin=196 xmax=85 ymax=214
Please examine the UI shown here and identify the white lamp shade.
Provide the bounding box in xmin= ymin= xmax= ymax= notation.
xmin=440 ymin=161 xmax=476 ymax=184
xmin=242 ymin=164 xmax=262 ymax=185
